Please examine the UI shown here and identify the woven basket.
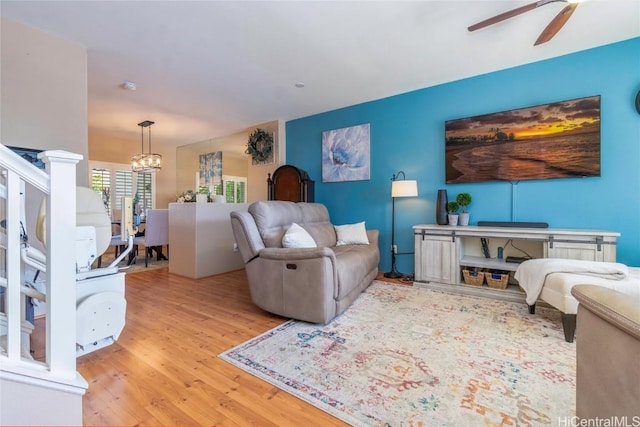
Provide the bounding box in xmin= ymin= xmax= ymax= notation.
xmin=462 ymin=269 xmax=485 ymax=286
xmin=485 ymin=272 xmax=509 ymax=289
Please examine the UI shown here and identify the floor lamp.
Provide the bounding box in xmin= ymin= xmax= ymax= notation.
xmin=384 ymin=171 xmax=418 ymax=279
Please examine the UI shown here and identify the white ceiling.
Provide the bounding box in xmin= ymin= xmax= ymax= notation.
xmin=2 ymin=0 xmax=639 ymax=151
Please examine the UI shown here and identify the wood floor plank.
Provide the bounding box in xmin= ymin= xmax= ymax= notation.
xmin=64 ymin=268 xmax=350 ymax=426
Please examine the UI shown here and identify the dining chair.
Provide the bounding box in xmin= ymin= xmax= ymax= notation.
xmin=133 ymin=209 xmax=169 ymax=267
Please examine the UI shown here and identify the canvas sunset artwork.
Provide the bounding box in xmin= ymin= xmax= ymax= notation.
xmin=445 ymin=95 xmax=601 ymax=184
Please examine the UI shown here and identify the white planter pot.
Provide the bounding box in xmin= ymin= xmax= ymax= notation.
xmin=196 ymin=194 xmax=208 ymax=203
xmin=459 ymin=212 xmax=470 ymax=226
xmin=448 ymin=214 xmax=459 ymax=226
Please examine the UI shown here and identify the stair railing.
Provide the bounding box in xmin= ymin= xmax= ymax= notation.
xmin=0 ymin=143 xmax=87 ymax=392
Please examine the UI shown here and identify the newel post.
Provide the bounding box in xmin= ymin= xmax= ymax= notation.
xmin=39 ymin=150 xmax=82 ymax=378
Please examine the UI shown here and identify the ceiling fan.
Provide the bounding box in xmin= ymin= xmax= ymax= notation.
xmin=468 ymin=0 xmax=582 ymax=46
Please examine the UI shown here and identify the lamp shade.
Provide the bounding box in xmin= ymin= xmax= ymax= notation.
xmin=131 ymin=153 xmax=162 ymax=172
xmin=391 ymin=180 xmax=418 ymax=198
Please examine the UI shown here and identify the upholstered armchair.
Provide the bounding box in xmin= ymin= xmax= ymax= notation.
xmin=571 ymin=285 xmax=640 ymax=419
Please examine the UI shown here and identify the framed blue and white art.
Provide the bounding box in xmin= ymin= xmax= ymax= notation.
xmin=199 ymin=151 xmax=222 ymax=188
xmin=321 ymin=123 xmax=370 ymax=183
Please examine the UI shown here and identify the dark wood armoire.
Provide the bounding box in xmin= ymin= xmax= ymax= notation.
xmin=267 ymin=165 xmax=314 ymax=202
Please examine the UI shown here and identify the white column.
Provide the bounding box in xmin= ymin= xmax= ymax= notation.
xmin=39 ymin=150 xmax=82 ymax=378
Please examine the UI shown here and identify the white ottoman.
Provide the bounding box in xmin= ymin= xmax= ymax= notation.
xmin=530 ymin=267 xmax=640 ymax=342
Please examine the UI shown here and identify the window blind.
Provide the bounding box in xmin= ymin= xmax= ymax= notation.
xmin=91 ymin=168 xmax=112 ymax=214
xmin=136 ymin=172 xmax=153 ymax=211
xmin=115 ymin=170 xmax=133 ymax=210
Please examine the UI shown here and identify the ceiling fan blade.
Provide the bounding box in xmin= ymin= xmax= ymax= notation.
xmin=468 ymin=1 xmax=539 ymax=32
xmin=534 ymin=3 xmax=578 ymax=45
xmin=468 ymin=0 xmax=570 ymax=32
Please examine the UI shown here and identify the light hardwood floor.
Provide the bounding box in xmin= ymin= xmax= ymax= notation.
xmin=35 ymin=268 xmax=361 ymax=426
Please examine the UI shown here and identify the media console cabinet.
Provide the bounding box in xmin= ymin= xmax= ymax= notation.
xmin=412 ymin=224 xmax=619 ymax=302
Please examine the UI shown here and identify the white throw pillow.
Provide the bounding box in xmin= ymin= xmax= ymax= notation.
xmin=335 ymin=221 xmax=369 ymax=246
xmin=282 ymin=223 xmax=317 ymax=248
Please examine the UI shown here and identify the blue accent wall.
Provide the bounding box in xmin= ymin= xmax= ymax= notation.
xmin=286 ymin=38 xmax=640 ymax=271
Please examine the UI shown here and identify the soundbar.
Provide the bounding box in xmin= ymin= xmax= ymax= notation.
xmin=477 ymin=221 xmax=549 ymax=228
xmin=505 ymin=256 xmax=529 ymax=264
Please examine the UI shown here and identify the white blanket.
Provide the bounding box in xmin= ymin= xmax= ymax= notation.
xmin=514 ymin=258 xmax=629 ymax=305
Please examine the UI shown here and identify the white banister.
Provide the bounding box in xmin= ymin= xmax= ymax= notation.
xmin=1 ymin=147 xmax=49 ymax=192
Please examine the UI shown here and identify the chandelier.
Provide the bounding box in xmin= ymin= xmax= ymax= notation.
xmin=131 ymin=120 xmax=161 ymax=172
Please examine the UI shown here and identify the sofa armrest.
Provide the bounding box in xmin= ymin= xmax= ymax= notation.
xmin=367 ymin=229 xmax=379 ymax=247
xmin=230 ymin=211 xmax=265 ymax=263
xmin=572 ymin=285 xmax=640 ymax=340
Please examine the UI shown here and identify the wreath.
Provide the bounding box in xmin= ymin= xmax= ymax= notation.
xmin=245 ymin=128 xmax=273 ymax=162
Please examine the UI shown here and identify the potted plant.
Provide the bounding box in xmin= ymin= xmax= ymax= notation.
xmin=456 ymin=193 xmax=472 ymax=226
xmin=447 ymin=201 xmax=460 ymax=226
xmin=176 ymin=190 xmax=196 ymax=203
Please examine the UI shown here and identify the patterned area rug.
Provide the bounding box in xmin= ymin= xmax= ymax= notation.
xmin=219 ymin=281 xmax=576 ymax=426
xmin=100 ymin=250 xmax=168 ymax=274
xmin=120 ymin=257 xmax=168 ymax=274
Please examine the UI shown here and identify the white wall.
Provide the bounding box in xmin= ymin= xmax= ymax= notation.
xmin=0 ymin=378 xmax=84 ymax=426
xmin=1 ymin=17 xmax=89 ymax=262
xmin=1 ymin=17 xmax=89 ymax=184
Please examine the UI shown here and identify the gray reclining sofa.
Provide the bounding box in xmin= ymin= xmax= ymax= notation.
xmin=230 ymin=201 xmax=379 ymax=324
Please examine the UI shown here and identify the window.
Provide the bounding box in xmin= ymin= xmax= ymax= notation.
xmin=135 ymin=172 xmax=153 ymax=211
xmin=211 ymin=183 xmax=223 ymax=197
xmin=91 ymin=168 xmax=112 ymax=213
xmin=89 ymin=161 xmax=155 ymax=217
xmin=236 ymin=181 xmax=246 ymax=203
xmin=222 ymin=175 xmax=247 ymax=203
xmin=114 ymin=169 xmax=133 ymax=210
